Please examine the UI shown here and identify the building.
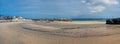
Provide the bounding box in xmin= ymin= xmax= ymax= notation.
xmin=12 ymin=16 xmax=32 ymax=22
xmin=12 ymin=16 xmax=25 ymax=22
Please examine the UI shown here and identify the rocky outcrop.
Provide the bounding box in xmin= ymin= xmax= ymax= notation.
xmin=106 ymin=18 xmax=120 ymax=24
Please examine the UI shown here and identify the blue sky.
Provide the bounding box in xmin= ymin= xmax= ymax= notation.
xmin=0 ymin=0 xmax=120 ymax=18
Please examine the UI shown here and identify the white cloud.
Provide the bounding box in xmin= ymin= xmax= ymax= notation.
xmin=100 ymin=0 xmax=119 ymax=5
xmin=81 ymin=0 xmax=119 ymax=13
xmin=89 ymin=5 xmax=105 ymax=13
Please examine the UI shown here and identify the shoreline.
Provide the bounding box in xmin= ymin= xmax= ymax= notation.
xmin=51 ymin=21 xmax=106 ymax=25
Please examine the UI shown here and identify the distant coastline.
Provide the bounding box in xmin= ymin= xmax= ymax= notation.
xmin=0 ymin=14 xmax=107 ymax=22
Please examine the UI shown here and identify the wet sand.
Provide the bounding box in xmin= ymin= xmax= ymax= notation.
xmin=0 ymin=21 xmax=120 ymax=44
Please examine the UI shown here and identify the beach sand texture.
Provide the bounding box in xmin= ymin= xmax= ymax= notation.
xmin=0 ymin=21 xmax=120 ymax=44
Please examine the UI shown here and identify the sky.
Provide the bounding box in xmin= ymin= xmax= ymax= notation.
xmin=0 ymin=0 xmax=120 ymax=18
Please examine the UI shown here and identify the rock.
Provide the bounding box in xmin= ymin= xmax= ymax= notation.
xmin=106 ymin=18 xmax=120 ymax=24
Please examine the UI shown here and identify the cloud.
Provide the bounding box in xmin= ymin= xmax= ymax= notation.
xmin=99 ymin=0 xmax=119 ymax=5
xmin=89 ymin=5 xmax=105 ymax=13
xmin=81 ymin=0 xmax=119 ymax=13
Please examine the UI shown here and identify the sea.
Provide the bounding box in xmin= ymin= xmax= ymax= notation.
xmin=72 ymin=19 xmax=106 ymax=22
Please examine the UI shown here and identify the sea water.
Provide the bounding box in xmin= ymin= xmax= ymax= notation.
xmin=72 ymin=20 xmax=106 ymax=22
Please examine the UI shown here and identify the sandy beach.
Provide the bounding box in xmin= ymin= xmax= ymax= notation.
xmin=0 ymin=21 xmax=120 ymax=44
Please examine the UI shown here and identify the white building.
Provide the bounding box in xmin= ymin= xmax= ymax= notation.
xmin=12 ymin=16 xmax=32 ymax=22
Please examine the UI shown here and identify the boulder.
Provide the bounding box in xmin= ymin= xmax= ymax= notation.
xmin=106 ymin=18 xmax=120 ymax=24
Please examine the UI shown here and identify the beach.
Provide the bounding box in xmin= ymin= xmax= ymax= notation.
xmin=0 ymin=21 xmax=120 ymax=44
